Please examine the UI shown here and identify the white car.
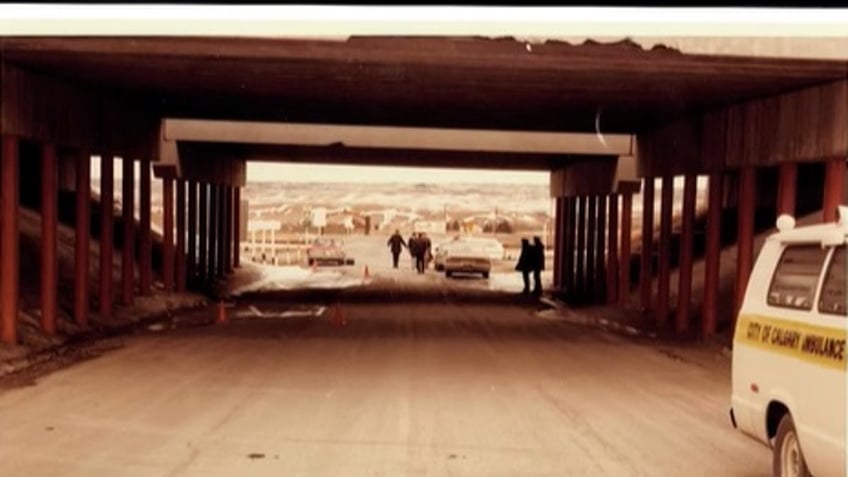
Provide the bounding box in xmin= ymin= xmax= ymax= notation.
xmin=730 ymin=208 xmax=846 ymax=477
xmin=443 ymin=242 xmax=492 ymax=279
xmin=433 ymin=236 xmax=504 ymax=271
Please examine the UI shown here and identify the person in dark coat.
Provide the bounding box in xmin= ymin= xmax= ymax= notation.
xmin=515 ymin=238 xmax=533 ymax=294
xmin=408 ymin=233 xmax=419 ymax=270
xmin=386 ymin=229 xmax=407 ymax=269
xmin=531 ymin=236 xmax=546 ymax=295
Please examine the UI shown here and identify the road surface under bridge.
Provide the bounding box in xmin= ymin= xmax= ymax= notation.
xmin=0 ymin=287 xmax=767 ymax=477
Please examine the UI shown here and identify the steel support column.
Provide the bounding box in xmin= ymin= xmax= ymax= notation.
xmin=74 ymin=151 xmax=90 ymax=326
xmin=606 ymin=194 xmax=619 ymax=305
xmin=139 ymin=159 xmax=152 ymax=295
xmin=656 ymin=175 xmax=674 ymax=329
xmin=121 ymin=157 xmax=134 ymax=306
xmin=41 ymin=144 xmax=58 ymax=335
xmin=233 ymin=186 xmax=241 ymax=268
xmin=702 ymin=171 xmax=723 ymax=339
xmin=823 ymin=157 xmax=846 ymax=222
xmin=162 ymin=176 xmax=174 ymax=292
xmin=199 ymin=183 xmax=209 ymax=282
xmin=575 ymin=196 xmax=586 ymax=299
xmin=777 ymin=162 xmax=797 ymax=217
xmin=208 ymin=184 xmax=218 ymax=281
xmin=639 ymin=177 xmax=655 ymax=311
xmin=218 ymin=185 xmax=227 ymax=278
xmin=619 ymin=192 xmax=633 ymax=306
xmin=99 ymin=155 xmax=114 ymax=319
xmin=585 ymin=196 xmax=597 ymax=302
xmin=553 ymin=198 xmax=563 ymax=290
xmin=676 ymin=173 xmax=697 ymax=336
xmin=224 ymin=186 xmax=233 ymax=274
xmin=563 ymin=197 xmax=575 ymax=298
xmin=595 ymin=195 xmax=607 ymax=303
xmin=1 ymin=136 xmax=19 ymax=344
xmin=735 ymin=166 xmax=756 ymax=320
xmin=187 ymin=180 xmax=197 ymax=282
xmin=175 ymin=179 xmax=187 ymax=292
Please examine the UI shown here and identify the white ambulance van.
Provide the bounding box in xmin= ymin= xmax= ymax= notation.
xmin=730 ymin=207 xmax=846 ymax=477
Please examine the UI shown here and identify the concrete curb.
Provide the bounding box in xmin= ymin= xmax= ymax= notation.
xmin=0 ymin=301 xmax=210 ymax=381
xmin=536 ymin=295 xmax=657 ymax=340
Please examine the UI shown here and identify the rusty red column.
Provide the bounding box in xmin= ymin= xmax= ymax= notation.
xmin=595 ymin=194 xmax=607 ymax=303
xmin=702 ymin=171 xmax=723 ymax=339
xmin=208 ymin=184 xmax=218 ymax=281
xmin=199 ymin=183 xmax=209 ymax=281
xmin=639 ymin=177 xmax=655 ymax=311
xmin=139 ymin=159 xmax=152 ymax=295
xmin=187 ymin=180 xmax=197 ymax=282
xmin=735 ymin=166 xmax=757 ymax=321
xmin=656 ymin=175 xmax=674 ymax=330
xmin=218 ymin=185 xmax=227 ymax=278
xmin=121 ymin=157 xmax=135 ymax=306
xmin=675 ymin=173 xmax=697 ymax=336
xmin=553 ymin=198 xmax=563 ymax=290
xmin=99 ymin=155 xmax=114 ymax=319
xmin=619 ymin=192 xmax=633 ymax=305
xmin=1 ymin=136 xmax=20 ymax=344
xmin=606 ymin=194 xmax=619 ymax=305
xmin=162 ymin=175 xmax=175 ymax=292
xmin=585 ymin=196 xmax=597 ymax=302
xmin=233 ymin=186 xmax=241 ymax=268
xmin=776 ymin=162 xmax=797 ymax=217
xmin=823 ymin=157 xmax=846 ymax=222
xmin=224 ymin=186 xmax=233 ymax=274
xmin=575 ymin=196 xmax=586 ymax=299
xmin=175 ymin=179 xmax=187 ymax=292
xmin=40 ymin=144 xmax=59 ymax=335
xmin=563 ymin=197 xmax=575 ymax=298
xmin=74 ymin=151 xmax=91 ymax=327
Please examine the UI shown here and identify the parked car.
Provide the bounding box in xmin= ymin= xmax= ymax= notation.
xmin=306 ymin=238 xmax=354 ymax=266
xmin=443 ymin=242 xmax=492 ymax=279
xmin=730 ymin=208 xmax=846 ymax=477
xmin=434 ymin=236 xmax=504 ymax=271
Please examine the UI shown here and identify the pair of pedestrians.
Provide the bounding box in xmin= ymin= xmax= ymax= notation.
xmin=515 ymin=236 xmax=545 ymax=296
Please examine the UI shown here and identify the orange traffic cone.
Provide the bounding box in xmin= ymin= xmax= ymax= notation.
xmin=216 ymin=300 xmax=228 ymax=324
xmin=362 ymin=265 xmax=370 ymax=279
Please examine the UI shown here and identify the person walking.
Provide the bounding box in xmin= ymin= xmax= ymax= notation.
xmin=421 ymin=232 xmax=433 ymax=271
xmin=386 ymin=229 xmax=407 ymax=269
xmin=414 ymin=233 xmax=425 ymax=274
xmin=515 ymin=238 xmax=533 ymax=294
xmin=408 ymin=232 xmax=418 ymax=270
xmin=531 ymin=236 xmax=546 ymax=296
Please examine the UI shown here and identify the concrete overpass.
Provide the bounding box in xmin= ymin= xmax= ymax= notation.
xmin=1 ymin=34 xmax=847 ymax=346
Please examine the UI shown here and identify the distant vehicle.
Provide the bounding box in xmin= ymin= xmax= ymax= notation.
xmin=443 ymin=242 xmax=492 ymax=279
xmin=434 ymin=236 xmax=504 ymax=271
xmin=730 ymin=208 xmax=846 ymax=477
xmin=306 ymin=238 xmax=355 ymax=266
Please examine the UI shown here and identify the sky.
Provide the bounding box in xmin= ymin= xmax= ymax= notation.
xmin=246 ymin=162 xmax=549 ymax=185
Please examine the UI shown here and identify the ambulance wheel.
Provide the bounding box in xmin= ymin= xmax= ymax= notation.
xmin=445 ymin=271 xmax=453 ymax=278
xmin=773 ymin=414 xmax=811 ymax=477
xmin=482 ymin=271 xmax=489 ymax=279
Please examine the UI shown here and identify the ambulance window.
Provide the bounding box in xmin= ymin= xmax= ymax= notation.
xmin=767 ymin=244 xmax=829 ymax=310
xmin=819 ymin=246 xmax=846 ymax=316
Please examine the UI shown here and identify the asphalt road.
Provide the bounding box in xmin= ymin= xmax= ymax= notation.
xmin=0 ymin=289 xmax=770 ymax=477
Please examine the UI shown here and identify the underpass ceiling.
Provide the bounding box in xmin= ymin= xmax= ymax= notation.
xmin=2 ymin=36 xmax=847 ymax=134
